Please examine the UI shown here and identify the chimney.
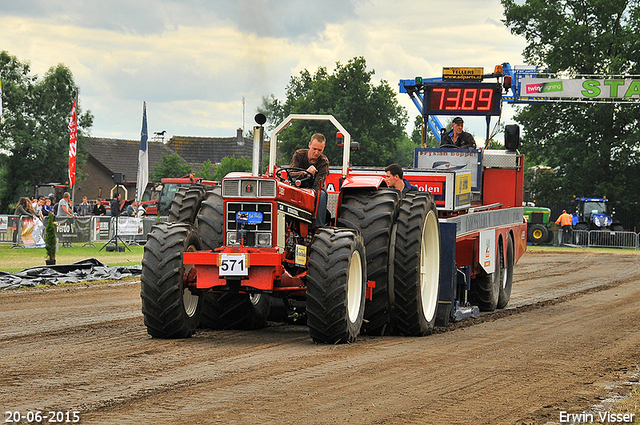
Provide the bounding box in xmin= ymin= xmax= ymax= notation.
xmin=236 ymin=128 xmax=244 ymax=146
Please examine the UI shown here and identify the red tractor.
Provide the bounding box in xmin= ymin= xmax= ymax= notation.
xmin=141 ymin=115 xmax=441 ymax=343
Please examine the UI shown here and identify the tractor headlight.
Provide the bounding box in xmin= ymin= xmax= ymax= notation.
xmin=227 ymin=232 xmax=239 ymax=246
xmin=256 ymin=233 xmax=271 ymax=247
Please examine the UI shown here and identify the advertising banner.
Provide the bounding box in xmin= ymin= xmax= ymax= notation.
xmin=521 ymin=77 xmax=640 ymax=99
xmin=56 ymin=217 xmax=91 ymax=243
xmin=21 ymin=217 xmax=45 ymax=248
xmin=117 ymin=217 xmax=143 ymax=236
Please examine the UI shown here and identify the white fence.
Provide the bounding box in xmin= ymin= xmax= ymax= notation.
xmin=567 ymin=229 xmax=639 ymax=249
xmin=0 ymin=215 xmax=168 ymax=248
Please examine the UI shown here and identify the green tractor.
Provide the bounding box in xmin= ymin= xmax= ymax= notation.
xmin=524 ymin=206 xmax=554 ymax=244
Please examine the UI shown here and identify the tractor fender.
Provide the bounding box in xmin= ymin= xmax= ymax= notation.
xmin=335 ymin=175 xmax=386 ymax=212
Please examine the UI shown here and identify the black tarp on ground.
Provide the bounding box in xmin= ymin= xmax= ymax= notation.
xmin=0 ymin=258 xmax=142 ymax=290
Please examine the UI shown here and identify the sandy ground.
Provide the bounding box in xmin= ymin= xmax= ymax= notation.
xmin=1 ymin=249 xmax=639 ymax=425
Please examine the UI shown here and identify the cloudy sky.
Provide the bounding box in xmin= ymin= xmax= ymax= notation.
xmin=0 ymin=0 xmax=527 ymax=144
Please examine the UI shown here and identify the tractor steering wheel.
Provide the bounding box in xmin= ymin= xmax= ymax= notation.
xmin=439 ymin=143 xmax=459 ymax=149
xmin=275 ymin=166 xmax=315 ymax=188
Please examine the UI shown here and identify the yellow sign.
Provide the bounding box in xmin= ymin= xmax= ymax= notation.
xmin=443 ymin=67 xmax=484 ymax=81
xmin=295 ymin=244 xmax=307 ymax=267
xmin=455 ymin=173 xmax=471 ymax=195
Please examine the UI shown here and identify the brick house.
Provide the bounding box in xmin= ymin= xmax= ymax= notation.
xmin=78 ymin=130 xmax=267 ymax=202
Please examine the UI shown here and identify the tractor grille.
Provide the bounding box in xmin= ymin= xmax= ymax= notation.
xmin=226 ymin=202 xmax=273 ymax=247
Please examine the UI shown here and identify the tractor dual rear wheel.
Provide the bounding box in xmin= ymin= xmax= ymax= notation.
xmin=337 ymin=189 xmax=400 ymax=335
xmin=306 ymin=227 xmax=367 ymax=344
xmin=393 ymin=193 xmax=440 ymax=336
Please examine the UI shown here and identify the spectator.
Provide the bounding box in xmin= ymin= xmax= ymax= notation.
xmin=33 ymin=197 xmax=45 ymax=220
xmin=136 ymin=203 xmax=147 ymax=218
xmin=78 ymin=196 xmax=92 ymax=216
xmin=15 ymin=197 xmax=38 ymax=219
xmin=126 ymin=201 xmax=138 ymax=217
xmin=93 ymin=198 xmax=107 ymax=216
xmin=43 ymin=198 xmax=54 ymax=216
xmin=110 ymin=193 xmax=122 ymax=217
xmin=56 ymin=192 xmax=73 ymax=217
xmin=384 ymin=163 xmax=418 ymax=195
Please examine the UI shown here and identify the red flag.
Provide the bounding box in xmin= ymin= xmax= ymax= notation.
xmin=68 ymin=93 xmax=78 ymax=186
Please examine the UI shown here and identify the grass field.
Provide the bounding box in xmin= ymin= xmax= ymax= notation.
xmin=0 ymin=243 xmax=144 ymax=273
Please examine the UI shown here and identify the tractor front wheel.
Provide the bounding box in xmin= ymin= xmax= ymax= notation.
xmin=140 ymin=223 xmax=203 ymax=338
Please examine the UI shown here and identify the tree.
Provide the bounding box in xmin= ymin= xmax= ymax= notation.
xmin=501 ymin=0 xmax=640 ymax=223
xmin=211 ymin=156 xmax=252 ymax=181
xmin=0 ymin=51 xmax=93 ymax=213
xmin=258 ymin=57 xmax=413 ymax=167
xmin=151 ymin=153 xmax=192 ymax=181
xmin=198 ymin=160 xmax=214 ymax=180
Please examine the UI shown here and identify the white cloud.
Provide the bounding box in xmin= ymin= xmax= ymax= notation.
xmin=0 ymin=0 xmax=527 ymax=142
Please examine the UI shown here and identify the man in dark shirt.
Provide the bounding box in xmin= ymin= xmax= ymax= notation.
xmin=440 ymin=116 xmax=477 ymax=149
xmin=93 ymin=198 xmax=107 ymax=216
xmin=289 ymin=133 xmax=329 ymax=227
xmin=384 ymin=163 xmax=418 ymax=195
xmin=110 ymin=193 xmax=122 ymax=217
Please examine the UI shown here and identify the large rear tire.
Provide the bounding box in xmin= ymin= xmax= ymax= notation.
xmin=306 ymin=227 xmax=367 ymax=344
xmin=393 ymin=193 xmax=440 ymax=336
xmin=140 ymin=223 xmax=203 ymax=338
xmin=168 ymin=185 xmax=206 ymax=223
xmin=497 ymin=235 xmax=514 ymax=309
xmin=470 ymin=237 xmax=503 ymax=312
xmin=527 ymin=224 xmax=549 ymax=244
xmin=197 ymin=190 xmax=225 ymax=250
xmin=337 ymin=189 xmax=400 ymax=335
xmin=196 ymin=190 xmax=271 ymax=330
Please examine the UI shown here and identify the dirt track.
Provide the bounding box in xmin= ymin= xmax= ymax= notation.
xmin=1 ymin=249 xmax=640 ymax=425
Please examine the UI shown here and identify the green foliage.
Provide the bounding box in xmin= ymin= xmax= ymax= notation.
xmin=501 ymin=0 xmax=640 ymax=223
xmin=198 ymin=160 xmax=213 ymax=180
xmin=259 ymin=56 xmax=412 ymax=167
xmin=0 ymin=51 xmax=93 ymax=213
xmin=212 ymin=156 xmax=252 ymax=181
xmin=411 ymin=115 xmax=439 ymax=148
xmin=150 ymin=153 xmax=192 ymax=181
xmin=45 ymin=214 xmax=57 ymax=261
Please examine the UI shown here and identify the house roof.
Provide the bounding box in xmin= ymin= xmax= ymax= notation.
xmin=167 ymin=135 xmax=257 ymax=170
xmin=85 ymin=138 xmax=181 ymax=183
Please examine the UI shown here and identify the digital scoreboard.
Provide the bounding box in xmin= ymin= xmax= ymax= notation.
xmin=423 ymin=83 xmax=502 ymax=116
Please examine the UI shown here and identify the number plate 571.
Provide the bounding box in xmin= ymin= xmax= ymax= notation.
xmin=218 ymin=253 xmax=249 ymax=276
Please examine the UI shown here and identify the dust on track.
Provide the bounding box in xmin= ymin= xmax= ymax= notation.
xmin=1 ymin=250 xmax=639 ymax=425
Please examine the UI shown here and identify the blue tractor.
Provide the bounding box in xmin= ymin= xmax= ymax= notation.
xmin=571 ymin=198 xmax=624 ymax=232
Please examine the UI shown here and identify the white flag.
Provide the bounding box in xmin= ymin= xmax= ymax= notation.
xmin=135 ymin=102 xmax=149 ymax=203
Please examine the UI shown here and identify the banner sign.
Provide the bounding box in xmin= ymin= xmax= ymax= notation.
xmin=56 ymin=217 xmax=91 ymax=243
xmin=68 ymin=94 xmax=78 ymax=186
xmin=117 ymin=217 xmax=143 ymax=236
xmin=521 ymin=77 xmax=640 ymax=99
xmin=21 ymin=218 xmax=45 ymax=248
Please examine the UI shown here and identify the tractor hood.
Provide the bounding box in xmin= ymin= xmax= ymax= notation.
xmin=591 ymin=213 xmax=612 ymax=228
